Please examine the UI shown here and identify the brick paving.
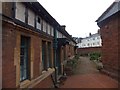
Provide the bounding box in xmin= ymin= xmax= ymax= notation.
xmin=60 ymin=57 xmax=118 ymax=88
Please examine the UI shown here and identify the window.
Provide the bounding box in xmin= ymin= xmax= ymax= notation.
xmin=97 ymin=37 xmax=100 ymax=39
xmin=88 ymin=43 xmax=90 ymax=46
xmin=36 ymin=16 xmax=41 ymax=30
xmin=42 ymin=41 xmax=52 ymax=70
xmin=47 ymin=42 xmax=52 ymax=68
xmin=28 ymin=9 xmax=35 ymax=27
xmin=42 ymin=41 xmax=47 ymax=70
xmin=93 ymin=38 xmax=95 ymax=40
xmin=15 ymin=2 xmax=25 ymax=22
xmin=20 ymin=36 xmax=30 ymax=81
xmin=97 ymin=42 xmax=100 ymax=45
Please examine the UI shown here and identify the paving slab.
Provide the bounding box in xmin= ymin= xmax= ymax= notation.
xmin=60 ymin=57 xmax=118 ymax=88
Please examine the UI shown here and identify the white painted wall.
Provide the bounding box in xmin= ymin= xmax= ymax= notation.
xmin=15 ymin=2 xmax=25 ymax=22
xmin=28 ymin=9 xmax=35 ymax=27
xmin=51 ymin=27 xmax=54 ymax=36
xmin=37 ymin=22 xmax=41 ymax=30
xmin=58 ymin=32 xmax=62 ymax=38
xmin=77 ymin=34 xmax=102 ymax=48
xmin=43 ymin=20 xmax=46 ymax=33
xmin=47 ymin=24 xmax=50 ymax=35
xmin=15 ymin=2 xmax=70 ymax=39
xmin=57 ymin=31 xmax=62 ymax=38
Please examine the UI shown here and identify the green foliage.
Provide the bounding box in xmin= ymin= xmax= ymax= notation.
xmin=67 ymin=59 xmax=77 ymax=68
xmin=89 ymin=52 xmax=101 ymax=61
xmin=74 ymin=54 xmax=79 ymax=60
xmin=66 ymin=54 xmax=79 ymax=69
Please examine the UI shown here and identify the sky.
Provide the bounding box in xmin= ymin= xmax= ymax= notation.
xmin=38 ymin=0 xmax=115 ymax=38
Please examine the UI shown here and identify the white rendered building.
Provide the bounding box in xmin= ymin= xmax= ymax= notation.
xmin=77 ymin=32 xmax=102 ymax=48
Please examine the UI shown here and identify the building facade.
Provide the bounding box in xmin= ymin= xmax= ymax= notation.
xmin=77 ymin=32 xmax=102 ymax=48
xmin=96 ymin=1 xmax=120 ymax=81
xmin=1 ymin=2 xmax=77 ymax=88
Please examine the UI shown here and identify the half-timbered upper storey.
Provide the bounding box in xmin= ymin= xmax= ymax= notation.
xmin=2 ymin=2 xmax=76 ymax=44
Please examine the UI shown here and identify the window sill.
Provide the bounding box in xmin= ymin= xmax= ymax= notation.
xmin=20 ymin=79 xmax=31 ymax=88
xmin=28 ymin=68 xmax=55 ymax=88
xmin=19 ymin=68 xmax=55 ymax=88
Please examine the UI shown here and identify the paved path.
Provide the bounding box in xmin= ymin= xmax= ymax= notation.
xmin=60 ymin=57 xmax=118 ymax=88
xmin=74 ymin=57 xmax=99 ymax=74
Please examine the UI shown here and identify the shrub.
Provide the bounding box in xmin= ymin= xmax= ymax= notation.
xmin=89 ymin=52 xmax=101 ymax=61
xmin=67 ymin=58 xmax=78 ymax=68
xmin=74 ymin=54 xmax=79 ymax=60
xmin=65 ymin=54 xmax=79 ymax=75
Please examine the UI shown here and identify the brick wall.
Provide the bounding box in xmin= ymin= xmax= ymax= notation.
xmin=2 ymin=2 xmax=13 ymax=17
xmin=2 ymin=21 xmax=16 ymax=88
xmin=2 ymin=21 xmax=54 ymax=88
xmin=118 ymin=13 xmax=120 ymax=82
xmin=77 ymin=47 xmax=101 ymax=55
xmin=31 ymin=36 xmax=41 ymax=79
xmin=99 ymin=13 xmax=119 ymax=80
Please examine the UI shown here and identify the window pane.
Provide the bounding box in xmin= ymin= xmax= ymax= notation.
xmin=20 ymin=48 xmax=24 ymax=55
xmin=20 ymin=36 xmax=30 ymax=81
xmin=42 ymin=41 xmax=46 ymax=70
xmin=48 ymin=42 xmax=51 ymax=68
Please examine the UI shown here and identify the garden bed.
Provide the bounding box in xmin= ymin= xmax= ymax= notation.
xmin=64 ymin=54 xmax=79 ymax=76
xmin=89 ymin=52 xmax=103 ymax=71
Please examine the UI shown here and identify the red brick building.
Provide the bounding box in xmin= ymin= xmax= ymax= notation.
xmin=96 ymin=1 xmax=120 ymax=81
xmin=1 ymin=2 xmax=77 ymax=88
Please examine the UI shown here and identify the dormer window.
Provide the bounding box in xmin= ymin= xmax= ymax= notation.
xmin=36 ymin=16 xmax=41 ymax=30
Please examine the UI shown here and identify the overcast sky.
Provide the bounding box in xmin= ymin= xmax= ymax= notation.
xmin=38 ymin=0 xmax=114 ymax=38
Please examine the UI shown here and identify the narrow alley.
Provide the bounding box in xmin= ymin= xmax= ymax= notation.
xmin=1 ymin=1 xmax=120 ymax=89
xmin=60 ymin=57 xmax=118 ymax=88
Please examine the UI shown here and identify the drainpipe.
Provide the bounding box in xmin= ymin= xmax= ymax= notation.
xmin=53 ymin=27 xmax=58 ymax=87
xmin=0 ymin=3 xmax=2 ymax=89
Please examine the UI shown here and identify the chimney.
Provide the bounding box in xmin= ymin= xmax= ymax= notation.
xmin=98 ymin=29 xmax=100 ymax=34
xmin=61 ymin=25 xmax=66 ymax=30
xmin=89 ymin=33 xmax=92 ymax=36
